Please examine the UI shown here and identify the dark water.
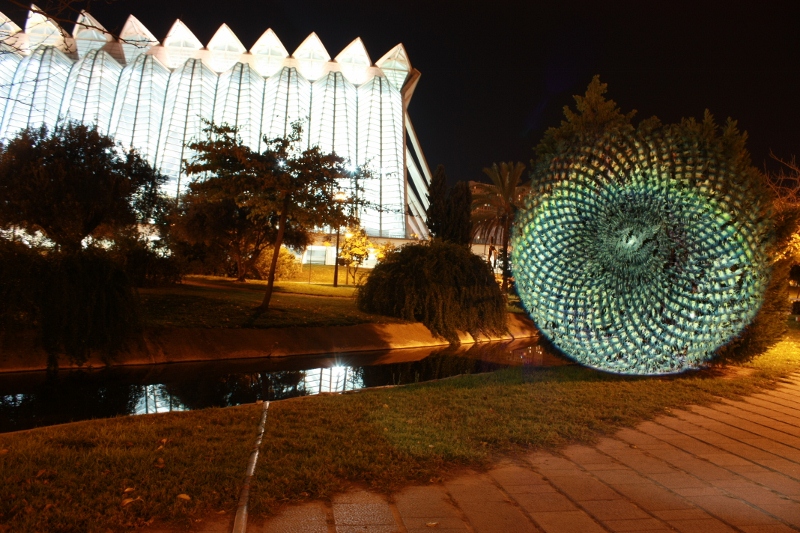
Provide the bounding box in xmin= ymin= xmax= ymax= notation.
xmin=0 ymin=339 xmax=571 ymax=433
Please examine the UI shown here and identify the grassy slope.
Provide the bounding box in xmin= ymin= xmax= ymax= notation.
xmin=1 ymin=326 xmax=798 ymax=532
xmin=139 ymin=275 xmax=523 ymax=328
xmin=138 ymin=277 xmax=399 ymax=329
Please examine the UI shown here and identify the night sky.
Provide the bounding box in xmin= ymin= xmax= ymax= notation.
xmin=2 ymin=0 xmax=799 ymax=183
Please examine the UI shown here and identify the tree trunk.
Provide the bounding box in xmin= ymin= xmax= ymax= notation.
xmin=235 ymin=255 xmax=246 ymax=282
xmin=501 ymin=215 xmax=510 ymax=293
xmin=258 ymin=197 xmax=290 ymax=311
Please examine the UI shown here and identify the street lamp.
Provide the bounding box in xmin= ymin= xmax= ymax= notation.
xmin=333 ymin=190 xmax=347 ymax=287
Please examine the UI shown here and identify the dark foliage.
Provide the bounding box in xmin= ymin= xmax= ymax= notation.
xmin=0 ymin=242 xmax=142 ymax=368
xmin=357 ymin=241 xmax=507 ymax=344
xmin=0 ymin=239 xmax=46 ymax=329
xmin=114 ymin=243 xmax=183 ymax=287
xmin=39 ymin=251 xmax=141 ymax=368
xmin=793 ymin=300 xmax=800 ymax=315
xmin=0 ymin=122 xmax=167 ymax=252
xmin=425 ymin=165 xmax=449 ymax=239
xmin=425 ymin=165 xmax=472 ymax=245
xmin=445 ymin=181 xmax=473 ymax=245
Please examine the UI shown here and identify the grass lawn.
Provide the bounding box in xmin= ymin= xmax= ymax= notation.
xmin=1 ymin=326 xmax=799 ymax=532
xmin=139 ymin=274 xmax=524 ymax=328
xmin=139 ymin=276 xmax=402 ymax=329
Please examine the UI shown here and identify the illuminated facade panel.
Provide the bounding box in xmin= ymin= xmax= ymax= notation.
xmin=156 ymin=58 xmax=218 ymax=194
xmin=0 ymin=8 xmax=431 ymax=238
xmin=262 ymin=66 xmax=311 ymax=144
xmin=357 ymin=75 xmax=405 ymax=237
xmin=109 ymin=53 xmax=169 ymax=160
xmin=214 ymin=63 xmax=266 ymax=151
xmin=310 ymin=71 xmax=357 ymax=166
xmin=1 ymin=46 xmax=72 ymax=136
xmin=60 ymin=49 xmax=122 ymax=133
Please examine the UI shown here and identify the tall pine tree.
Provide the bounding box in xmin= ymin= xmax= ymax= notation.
xmin=425 ymin=165 xmax=472 ymax=245
xmin=425 ymin=165 xmax=448 ymax=239
xmin=444 ymin=181 xmax=472 ymax=246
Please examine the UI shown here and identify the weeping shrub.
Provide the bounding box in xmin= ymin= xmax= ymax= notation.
xmin=357 ymin=241 xmax=507 ymax=344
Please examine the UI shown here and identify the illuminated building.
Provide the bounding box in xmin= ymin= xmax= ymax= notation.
xmin=0 ymin=7 xmax=432 ymax=238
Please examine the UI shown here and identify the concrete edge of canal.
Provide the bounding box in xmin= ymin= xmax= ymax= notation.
xmin=0 ymin=313 xmax=540 ymax=374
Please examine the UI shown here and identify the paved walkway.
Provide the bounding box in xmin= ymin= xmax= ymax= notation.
xmin=249 ymin=372 xmax=800 ymax=533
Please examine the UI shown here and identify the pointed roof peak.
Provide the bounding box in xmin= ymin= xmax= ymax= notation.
xmin=25 ymin=4 xmax=67 ymax=50
xmin=335 ymin=38 xmax=371 ymax=85
xmin=207 ymin=23 xmax=245 ymax=52
xmin=377 ymin=43 xmax=410 ymax=67
xmin=250 ymin=28 xmax=287 ymax=76
xmin=293 ymin=32 xmax=330 ymax=81
xmin=73 ymin=10 xmax=108 ymax=38
xmin=0 ymin=10 xmax=22 ymax=39
xmin=377 ymin=43 xmax=411 ymax=90
xmin=119 ymin=14 xmax=158 ymax=64
xmin=164 ymin=19 xmax=202 ymax=49
xmin=120 ymin=14 xmax=158 ymax=44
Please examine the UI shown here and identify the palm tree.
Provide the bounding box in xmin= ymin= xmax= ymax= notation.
xmin=471 ymin=161 xmax=529 ymax=292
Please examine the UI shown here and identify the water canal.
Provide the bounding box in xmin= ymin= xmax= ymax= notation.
xmin=0 ymin=339 xmax=571 ymax=433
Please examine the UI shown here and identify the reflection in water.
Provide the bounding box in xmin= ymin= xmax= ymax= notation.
xmin=1 ymin=339 xmax=571 ymax=432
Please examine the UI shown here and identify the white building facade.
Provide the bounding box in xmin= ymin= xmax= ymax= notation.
xmin=0 ymin=7 xmax=432 ymax=238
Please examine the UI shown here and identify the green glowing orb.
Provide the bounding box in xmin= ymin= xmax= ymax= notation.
xmin=513 ymin=131 xmax=770 ymax=374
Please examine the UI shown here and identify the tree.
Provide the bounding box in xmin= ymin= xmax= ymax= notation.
xmin=172 ymin=175 xmax=279 ymax=282
xmin=0 ymin=122 xmax=167 ymax=252
xmin=425 ymin=165 xmax=449 ymax=239
xmin=186 ymin=121 xmax=360 ymax=310
xmin=338 ymin=227 xmax=372 ymax=285
xmin=425 ymin=165 xmax=472 ymax=245
xmin=533 ymin=75 xmax=640 ymax=165
xmin=471 ymin=161 xmax=528 ymax=292
xmin=445 ymin=181 xmax=473 ymax=245
xmin=357 ymin=241 xmax=507 ymax=344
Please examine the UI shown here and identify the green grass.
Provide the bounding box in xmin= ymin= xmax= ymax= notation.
xmin=2 ymin=330 xmax=799 ymax=531
xmin=139 ymin=277 xmax=401 ymax=329
xmin=0 ymin=405 xmax=260 ymax=532
xmin=143 ymin=275 xmax=525 ymax=326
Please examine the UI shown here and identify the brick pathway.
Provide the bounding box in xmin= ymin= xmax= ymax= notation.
xmin=251 ymin=372 xmax=800 ymax=533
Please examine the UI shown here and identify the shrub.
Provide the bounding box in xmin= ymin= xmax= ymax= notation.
xmin=0 ymin=238 xmax=46 ymax=329
xmin=113 ymin=242 xmax=183 ymax=287
xmin=357 ymin=241 xmax=507 ymax=344
xmin=255 ymin=247 xmax=301 ymax=281
xmin=39 ymin=251 xmax=141 ymax=367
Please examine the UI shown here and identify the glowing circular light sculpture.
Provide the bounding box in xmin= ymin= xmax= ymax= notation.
xmin=512 ymin=130 xmax=770 ymax=374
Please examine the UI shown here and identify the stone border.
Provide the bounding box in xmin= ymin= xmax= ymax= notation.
xmin=0 ymin=314 xmax=539 ymax=374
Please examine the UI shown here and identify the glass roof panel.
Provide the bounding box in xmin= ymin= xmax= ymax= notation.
xmin=162 ymin=19 xmax=202 ymax=69
xmin=335 ymin=38 xmax=371 ymax=85
xmin=207 ymin=23 xmax=245 ymax=72
xmin=25 ymin=5 xmax=66 ymax=50
xmin=250 ymin=28 xmax=287 ymax=77
xmin=0 ymin=11 xmax=22 ymax=43
xmin=293 ymin=32 xmax=329 ymax=81
xmin=119 ymin=15 xmax=158 ymax=64
xmin=73 ymin=11 xmax=110 ymax=58
xmin=376 ymin=43 xmax=410 ymax=90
